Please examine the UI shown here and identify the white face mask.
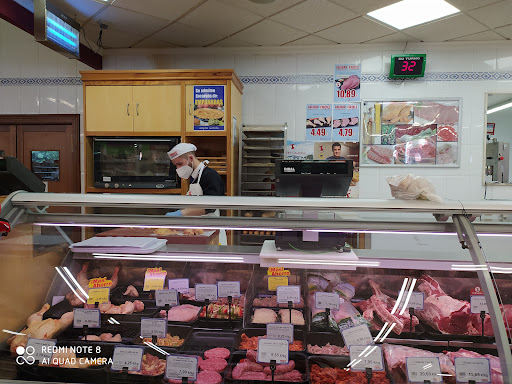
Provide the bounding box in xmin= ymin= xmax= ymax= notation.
xmin=176 ymin=161 xmax=193 ymax=179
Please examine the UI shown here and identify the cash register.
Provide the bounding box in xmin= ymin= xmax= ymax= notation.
xmin=274 ymin=159 xmax=353 ymax=251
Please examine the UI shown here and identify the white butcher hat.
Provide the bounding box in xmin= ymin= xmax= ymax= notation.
xmin=167 ymin=143 xmax=197 ymax=160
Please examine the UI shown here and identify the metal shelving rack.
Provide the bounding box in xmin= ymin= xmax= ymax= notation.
xmin=238 ymin=124 xmax=287 ymax=245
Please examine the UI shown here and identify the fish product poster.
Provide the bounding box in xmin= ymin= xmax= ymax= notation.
xmin=334 ymin=64 xmax=361 ymax=103
xmin=306 ymin=104 xmax=332 ymax=142
xmin=361 ymin=99 xmax=460 ymax=167
xmin=193 ymin=85 xmax=225 ymax=131
xmin=332 ymin=104 xmax=360 ymax=142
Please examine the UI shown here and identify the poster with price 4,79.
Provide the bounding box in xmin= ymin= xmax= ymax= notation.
xmin=332 ymin=104 xmax=359 ymax=142
xmin=334 ymin=64 xmax=361 ymax=103
xmin=306 ymin=104 xmax=332 ymax=142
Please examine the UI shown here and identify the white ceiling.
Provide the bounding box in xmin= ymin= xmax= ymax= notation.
xmin=13 ymin=0 xmax=512 ymax=49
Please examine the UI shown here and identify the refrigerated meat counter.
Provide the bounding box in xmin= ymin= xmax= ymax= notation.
xmin=1 ymin=192 xmax=512 ymax=383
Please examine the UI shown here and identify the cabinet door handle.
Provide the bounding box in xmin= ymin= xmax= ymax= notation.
xmin=127 ymin=103 xmax=130 ymax=116
xmin=189 ymin=103 xmax=192 ymax=115
xmin=136 ymin=103 xmax=139 ymax=116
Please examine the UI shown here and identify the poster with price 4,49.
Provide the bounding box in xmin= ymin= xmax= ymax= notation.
xmin=332 ymin=104 xmax=359 ymax=142
xmin=306 ymin=104 xmax=332 ymax=142
xmin=334 ymin=64 xmax=361 ymax=103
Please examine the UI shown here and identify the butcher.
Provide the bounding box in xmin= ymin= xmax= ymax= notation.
xmin=165 ymin=142 xmax=224 ymax=217
xmin=326 ymin=142 xmax=346 ymax=160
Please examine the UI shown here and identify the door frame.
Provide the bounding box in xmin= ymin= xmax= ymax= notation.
xmin=0 ymin=114 xmax=80 ymax=192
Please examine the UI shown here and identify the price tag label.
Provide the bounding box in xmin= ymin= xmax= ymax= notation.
xmin=257 ymin=338 xmax=289 ymax=364
xmin=111 ymin=346 xmax=144 ymax=371
xmin=140 ymin=318 xmax=167 ymax=338
xmin=52 ymin=296 xmax=65 ymax=306
xmin=87 ymin=288 xmax=110 ymax=305
xmin=143 ymin=267 xmax=167 ymax=291
xmin=341 ymin=324 xmax=373 ymax=348
xmin=165 ymin=355 xmax=198 ymax=381
xmin=268 ymin=276 xmax=288 ymax=291
xmin=25 ymin=338 xmax=56 ymax=363
xmin=155 ymin=289 xmax=178 ymax=307
xmin=471 ymin=296 xmax=489 ymax=314
xmin=217 ymin=281 xmax=241 ymax=298
xmin=455 ymin=357 xmax=491 ymax=383
xmin=398 ymin=291 xmax=425 ymax=311
xmin=276 ymin=285 xmax=301 ymax=304
xmin=349 ymin=345 xmax=384 ymax=371
xmin=315 ymin=292 xmax=340 ymax=310
xmin=168 ymin=278 xmax=189 ymax=293
xmin=406 ymin=357 xmax=442 ymax=383
xmin=73 ymin=308 xmax=100 ymax=328
xmin=195 ymin=284 xmax=218 ymax=301
xmin=267 ymin=323 xmax=294 ymax=344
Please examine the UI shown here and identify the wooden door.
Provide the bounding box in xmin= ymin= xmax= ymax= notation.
xmin=133 ymin=85 xmax=181 ymax=135
xmin=0 ymin=125 xmax=16 ymax=156
xmin=17 ymin=125 xmax=80 ymax=194
xmin=85 ymin=86 xmax=133 ymax=133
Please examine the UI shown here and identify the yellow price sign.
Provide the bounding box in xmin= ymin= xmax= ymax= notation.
xmin=268 ymin=276 xmax=289 ymax=291
xmin=144 ymin=268 xmax=167 ymax=291
xmin=267 ymin=267 xmax=291 ymax=277
xmin=87 ymin=288 xmax=110 ymax=305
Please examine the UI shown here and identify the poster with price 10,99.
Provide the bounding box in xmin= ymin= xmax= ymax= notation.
xmin=306 ymin=104 xmax=332 ymax=142
xmin=334 ymin=64 xmax=361 ymax=103
xmin=332 ymin=104 xmax=359 ymax=142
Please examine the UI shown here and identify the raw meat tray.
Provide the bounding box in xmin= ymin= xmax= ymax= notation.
xmin=235 ymin=328 xmax=305 ymax=353
xmin=96 ymin=227 xmax=218 ymax=245
xmin=132 ymin=324 xmax=193 ymax=352
xmin=308 ymin=355 xmax=393 ymax=383
xmin=110 ymin=286 xmax=154 ymax=307
xmin=59 ymin=321 xmax=139 ymax=344
xmin=181 ymin=330 xmax=237 ymax=353
xmin=248 ymin=307 xmax=307 ymax=329
xmin=225 ymin=351 xmax=308 ymax=384
xmin=305 ymin=332 xmax=345 ymax=356
xmin=250 ymin=293 xmax=306 ymax=310
xmin=101 ymin=307 xmax=160 ymax=323
xmin=160 ymin=305 xmax=204 ymax=326
xmin=16 ymin=340 xmax=113 ymax=384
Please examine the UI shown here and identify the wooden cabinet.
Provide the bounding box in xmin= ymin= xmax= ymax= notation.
xmin=85 ymin=85 xmax=181 ymax=135
xmin=81 ymin=69 xmax=243 ymax=196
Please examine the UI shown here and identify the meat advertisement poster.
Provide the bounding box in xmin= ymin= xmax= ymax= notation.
xmin=361 ymin=100 xmax=460 ymax=167
xmin=334 ymin=64 xmax=361 ymax=103
xmin=193 ymin=85 xmax=225 ymax=131
xmin=332 ymin=104 xmax=359 ymax=142
xmin=306 ymin=104 xmax=332 ymax=141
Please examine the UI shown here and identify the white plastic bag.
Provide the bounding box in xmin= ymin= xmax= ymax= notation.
xmin=386 ymin=174 xmax=442 ymax=202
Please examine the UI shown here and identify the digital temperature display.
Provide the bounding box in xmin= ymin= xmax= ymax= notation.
xmin=389 ymin=54 xmax=426 ymax=79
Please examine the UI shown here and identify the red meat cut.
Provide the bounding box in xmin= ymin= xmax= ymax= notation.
xmin=437 ymin=125 xmax=458 ymax=141
xmin=340 ymin=75 xmax=360 ymax=90
xmin=199 ymin=358 xmax=227 ymax=373
xmin=196 ymin=370 xmax=222 ymax=384
xmin=414 ymin=102 xmax=459 ymax=124
xmin=367 ymin=146 xmax=393 ymax=164
xmin=204 ymin=347 xmax=230 ymax=360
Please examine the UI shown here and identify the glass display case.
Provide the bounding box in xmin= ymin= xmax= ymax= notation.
xmin=1 ymin=191 xmax=512 ymax=383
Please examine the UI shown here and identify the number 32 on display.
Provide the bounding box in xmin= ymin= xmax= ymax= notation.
xmin=401 ymin=60 xmax=417 ymax=72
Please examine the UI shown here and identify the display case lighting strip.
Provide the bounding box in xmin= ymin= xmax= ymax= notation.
xmin=93 ymin=253 xmax=246 ymax=263
xmin=34 ymin=223 xmax=292 ymax=232
xmin=275 ymin=259 xmax=380 ymax=267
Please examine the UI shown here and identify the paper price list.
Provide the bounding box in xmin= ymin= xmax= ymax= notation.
xmin=165 ymin=355 xmax=198 ymax=381
xmin=168 ymin=278 xmax=189 ymax=293
xmin=398 ymin=291 xmax=424 ymax=310
xmin=276 ymin=285 xmax=301 ymax=304
xmin=315 ymin=291 xmax=340 ymax=310
xmin=267 ymin=323 xmax=294 ymax=343
xmin=25 ymin=339 xmax=56 ymax=362
xmin=349 ymin=345 xmax=384 ymax=371
xmin=406 ymin=357 xmax=442 ymax=383
xmin=257 ymin=339 xmax=289 ymax=364
xmin=73 ymin=308 xmax=100 ymax=328
xmin=217 ymin=281 xmax=241 ymax=298
xmin=341 ymin=324 xmax=373 ymax=348
xmin=111 ymin=346 xmax=144 ymax=371
xmin=140 ymin=318 xmax=167 ymax=338
xmin=155 ymin=289 xmax=178 ymax=307
xmin=455 ymin=357 xmax=491 ymax=383
xmin=195 ymin=284 xmax=218 ymax=301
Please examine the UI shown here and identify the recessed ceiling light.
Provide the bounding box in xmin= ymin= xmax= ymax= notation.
xmin=248 ymin=0 xmax=276 ymax=3
xmin=367 ymin=0 xmax=460 ymax=30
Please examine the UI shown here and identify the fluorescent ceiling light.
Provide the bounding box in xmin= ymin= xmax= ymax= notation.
xmin=487 ymin=101 xmax=512 ymax=115
xmin=367 ymin=0 xmax=460 ymax=30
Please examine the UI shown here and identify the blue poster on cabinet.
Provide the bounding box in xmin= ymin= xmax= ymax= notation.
xmin=332 ymin=104 xmax=360 ymax=142
xmin=334 ymin=64 xmax=361 ymax=103
xmin=306 ymin=104 xmax=332 ymax=142
xmin=193 ymin=85 xmax=225 ymax=131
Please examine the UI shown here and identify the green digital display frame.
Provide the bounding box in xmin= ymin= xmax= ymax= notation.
xmin=389 ymin=54 xmax=427 ymax=79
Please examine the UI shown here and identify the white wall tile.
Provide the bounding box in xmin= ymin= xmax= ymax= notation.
xmin=497 ymin=49 xmax=512 ymax=71
xmin=2 ymin=86 xmax=21 ymax=114
xmin=275 ymin=54 xmax=297 ymax=75
xmin=473 ymin=47 xmax=497 ymax=72
xmin=214 ymin=54 xmax=235 ymax=69
xmin=297 ymin=53 xmax=336 ymax=74
xmin=39 ymin=86 xmax=59 ymax=114
xmin=361 ymin=51 xmax=383 ymax=73
xmin=234 ymin=55 xmax=256 ymax=75
xmin=116 ymin=56 xmax=135 ymax=70
xmin=102 ymin=55 xmax=117 ymax=70
xmin=38 ymin=45 xmax=59 ymax=77
xmin=77 ymin=86 xmax=84 ymax=114
xmin=20 ymin=86 xmax=40 ymax=114
xmin=19 ymin=31 xmax=38 ymax=77
xmin=58 ymin=86 xmax=77 ymax=113
xmin=57 ymin=56 xmax=77 ymax=77
xmin=253 ymin=85 xmax=276 ymax=121
xmin=132 ymin=55 xmax=155 ymax=70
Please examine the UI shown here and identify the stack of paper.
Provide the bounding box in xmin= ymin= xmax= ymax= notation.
xmin=70 ymin=236 xmax=167 ymax=254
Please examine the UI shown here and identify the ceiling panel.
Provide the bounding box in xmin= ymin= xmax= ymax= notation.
xmin=49 ymin=0 xmax=108 ymax=24
xmin=316 ymin=17 xmax=396 ymax=43
xmin=328 ymin=0 xmax=398 ymax=15
xmin=82 ymin=24 xmax=145 ymax=49
xmin=179 ymin=0 xmax=263 ymax=36
xmin=210 ymin=37 xmax=258 ymax=47
xmin=364 ymin=32 xmax=420 ymax=44
xmin=495 ymin=24 xmax=512 ymax=39
xmin=468 ymin=1 xmax=512 ymax=28
xmin=132 ymin=38 xmax=180 ymax=49
xmin=450 ymin=30 xmax=506 ymax=41
xmin=231 ymin=19 xmax=308 ymax=46
xmin=93 ymin=5 xmax=170 ymax=35
xmin=445 ymin=0 xmax=503 ymax=11
xmin=153 ymin=22 xmax=225 ymax=47
xmin=112 ymin=0 xmax=204 ymax=21
xmin=271 ymin=0 xmax=358 ymax=33
xmin=217 ymin=0 xmax=305 ymax=17
xmin=284 ymin=35 xmax=338 ymax=46
xmin=404 ymin=14 xmax=488 ymax=41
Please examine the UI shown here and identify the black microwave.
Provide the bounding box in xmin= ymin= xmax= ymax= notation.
xmin=93 ymin=137 xmax=181 ymax=189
